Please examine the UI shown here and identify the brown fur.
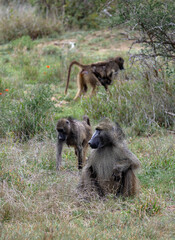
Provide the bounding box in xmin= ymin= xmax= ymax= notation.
xmin=78 ymin=118 xmax=141 ymax=197
xmin=56 ymin=116 xmax=92 ymax=171
xmin=65 ymin=57 xmax=124 ymax=100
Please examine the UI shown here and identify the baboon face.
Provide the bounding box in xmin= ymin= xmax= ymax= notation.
xmin=88 ymin=118 xmax=125 ymax=149
xmin=115 ymin=57 xmax=124 ymax=70
xmin=88 ymin=127 xmax=112 ymax=149
xmin=56 ymin=119 xmax=70 ymax=141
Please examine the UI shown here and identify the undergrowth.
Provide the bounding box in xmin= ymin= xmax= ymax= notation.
xmin=0 ymin=25 xmax=174 ymax=239
xmin=82 ymin=60 xmax=175 ymax=136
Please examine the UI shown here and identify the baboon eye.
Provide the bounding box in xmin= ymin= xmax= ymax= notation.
xmin=95 ymin=129 xmax=101 ymax=134
xmin=66 ymin=120 xmax=69 ymax=124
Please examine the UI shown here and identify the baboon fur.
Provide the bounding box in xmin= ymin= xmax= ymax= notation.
xmin=56 ymin=116 xmax=92 ymax=171
xmin=78 ymin=118 xmax=141 ymax=197
xmin=65 ymin=57 xmax=124 ymax=100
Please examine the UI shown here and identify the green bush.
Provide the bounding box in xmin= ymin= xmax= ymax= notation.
xmin=0 ymin=85 xmax=55 ymax=140
xmin=10 ymin=36 xmax=34 ymax=50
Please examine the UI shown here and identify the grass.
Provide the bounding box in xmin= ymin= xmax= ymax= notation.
xmin=0 ymin=27 xmax=175 ymax=239
xmin=0 ymin=135 xmax=174 ymax=239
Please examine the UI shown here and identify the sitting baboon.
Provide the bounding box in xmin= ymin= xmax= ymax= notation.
xmin=78 ymin=118 xmax=141 ymax=197
xmin=65 ymin=57 xmax=124 ymax=100
xmin=56 ymin=116 xmax=92 ymax=171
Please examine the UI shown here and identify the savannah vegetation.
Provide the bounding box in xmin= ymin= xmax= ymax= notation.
xmin=0 ymin=0 xmax=174 ymax=239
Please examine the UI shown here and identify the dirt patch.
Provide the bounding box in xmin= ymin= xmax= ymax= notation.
xmin=37 ymin=38 xmax=77 ymax=50
xmin=51 ymin=96 xmax=68 ymax=108
xmin=36 ymin=30 xmax=142 ymax=54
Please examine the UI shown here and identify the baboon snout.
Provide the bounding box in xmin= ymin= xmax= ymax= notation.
xmin=58 ymin=132 xmax=66 ymax=141
xmin=88 ymin=140 xmax=99 ymax=149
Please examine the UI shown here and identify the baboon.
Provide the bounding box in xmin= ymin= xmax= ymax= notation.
xmin=56 ymin=116 xmax=92 ymax=171
xmin=78 ymin=118 xmax=141 ymax=197
xmin=65 ymin=57 xmax=124 ymax=100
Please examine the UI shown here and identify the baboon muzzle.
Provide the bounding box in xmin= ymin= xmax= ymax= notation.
xmin=58 ymin=132 xmax=66 ymax=141
xmin=88 ymin=130 xmax=104 ymax=149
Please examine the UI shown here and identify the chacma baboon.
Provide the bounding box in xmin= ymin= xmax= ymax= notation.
xmin=56 ymin=116 xmax=92 ymax=171
xmin=78 ymin=118 xmax=141 ymax=197
xmin=65 ymin=57 xmax=124 ymax=100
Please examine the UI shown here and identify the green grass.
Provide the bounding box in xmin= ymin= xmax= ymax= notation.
xmin=0 ymin=28 xmax=175 ymax=239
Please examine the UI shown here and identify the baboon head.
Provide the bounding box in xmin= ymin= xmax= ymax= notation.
xmin=56 ymin=118 xmax=71 ymax=141
xmin=115 ymin=57 xmax=124 ymax=70
xmin=88 ymin=118 xmax=125 ymax=149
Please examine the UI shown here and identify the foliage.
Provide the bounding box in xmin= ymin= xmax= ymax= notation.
xmin=0 ymin=21 xmax=175 ymax=239
xmin=116 ymin=0 xmax=175 ymax=60
xmin=0 ymin=4 xmax=61 ymax=43
xmin=31 ymin=0 xmax=106 ymax=29
xmin=10 ymin=36 xmax=34 ymax=50
xmin=0 ymin=85 xmax=55 ymax=140
xmin=82 ymin=60 xmax=175 ymax=135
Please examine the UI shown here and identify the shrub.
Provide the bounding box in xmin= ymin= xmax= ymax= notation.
xmin=0 ymin=4 xmax=61 ymax=43
xmin=0 ymin=85 xmax=55 ymax=140
xmin=116 ymin=0 xmax=175 ymax=60
xmin=10 ymin=36 xmax=34 ymax=50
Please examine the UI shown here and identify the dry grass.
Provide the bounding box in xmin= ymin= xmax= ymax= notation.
xmin=0 ymin=22 xmax=174 ymax=239
xmin=0 ymin=4 xmax=61 ymax=43
xmin=0 ymin=135 xmax=174 ymax=239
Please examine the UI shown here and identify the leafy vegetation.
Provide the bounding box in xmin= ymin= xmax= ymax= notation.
xmin=82 ymin=59 xmax=175 ymax=135
xmin=0 ymin=4 xmax=61 ymax=43
xmin=0 ymin=85 xmax=55 ymax=140
xmin=116 ymin=0 xmax=175 ymax=60
xmin=0 ymin=1 xmax=175 ymax=239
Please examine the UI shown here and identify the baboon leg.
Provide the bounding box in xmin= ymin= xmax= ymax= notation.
xmin=118 ymin=169 xmax=138 ymax=197
xmin=104 ymin=85 xmax=112 ymax=95
xmin=76 ymin=146 xmax=83 ymax=170
xmin=56 ymin=140 xmax=63 ymax=171
xmin=89 ymin=166 xmax=104 ymax=197
xmin=78 ymin=166 xmax=104 ymax=197
xmin=90 ymin=85 xmax=97 ymax=97
xmin=82 ymin=144 xmax=88 ymax=164
xmin=74 ymin=73 xmax=87 ymax=100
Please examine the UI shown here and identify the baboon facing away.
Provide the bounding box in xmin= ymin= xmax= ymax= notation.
xmin=56 ymin=116 xmax=92 ymax=171
xmin=65 ymin=57 xmax=124 ymax=100
xmin=78 ymin=118 xmax=141 ymax=197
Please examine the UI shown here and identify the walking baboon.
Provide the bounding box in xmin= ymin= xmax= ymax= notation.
xmin=65 ymin=57 xmax=124 ymax=100
xmin=56 ymin=116 xmax=92 ymax=171
xmin=78 ymin=118 xmax=141 ymax=197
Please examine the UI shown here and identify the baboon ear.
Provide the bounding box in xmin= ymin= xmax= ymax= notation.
xmin=114 ymin=122 xmax=125 ymax=140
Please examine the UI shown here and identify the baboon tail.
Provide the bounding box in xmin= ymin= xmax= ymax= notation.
xmin=65 ymin=61 xmax=87 ymax=95
xmin=83 ymin=115 xmax=91 ymax=126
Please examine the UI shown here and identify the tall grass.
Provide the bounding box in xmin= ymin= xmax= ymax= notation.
xmin=0 ymin=4 xmax=61 ymax=43
xmin=0 ymin=135 xmax=174 ymax=239
xmin=82 ymin=60 xmax=175 ymax=135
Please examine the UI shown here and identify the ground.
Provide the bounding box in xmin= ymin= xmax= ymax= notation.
xmin=0 ymin=28 xmax=174 ymax=240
